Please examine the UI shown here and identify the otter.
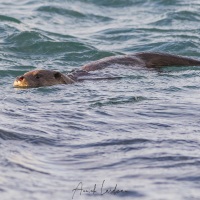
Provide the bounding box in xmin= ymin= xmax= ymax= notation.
xmin=13 ymin=52 xmax=200 ymax=88
xmin=13 ymin=69 xmax=75 ymax=88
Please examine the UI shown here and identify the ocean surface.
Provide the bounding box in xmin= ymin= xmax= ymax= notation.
xmin=0 ymin=0 xmax=200 ymax=200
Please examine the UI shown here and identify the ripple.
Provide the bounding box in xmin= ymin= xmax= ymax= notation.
xmin=151 ymin=11 xmax=200 ymax=26
xmin=37 ymin=5 xmax=86 ymax=18
xmin=6 ymin=31 xmax=51 ymax=46
xmin=6 ymin=31 xmax=93 ymax=55
xmin=78 ymin=0 xmax=144 ymax=7
xmin=37 ymin=5 xmax=112 ymax=21
xmin=91 ymin=96 xmax=146 ymax=107
xmin=173 ymin=10 xmax=200 ymax=21
xmin=76 ymin=138 xmax=153 ymax=148
xmin=0 ymin=128 xmax=58 ymax=146
xmin=0 ymin=15 xmax=21 ymax=24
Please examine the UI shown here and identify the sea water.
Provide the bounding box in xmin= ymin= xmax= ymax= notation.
xmin=0 ymin=0 xmax=200 ymax=200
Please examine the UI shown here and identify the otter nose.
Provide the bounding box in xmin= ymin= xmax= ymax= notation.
xmin=17 ymin=76 xmax=24 ymax=81
xmin=13 ymin=75 xmax=25 ymax=87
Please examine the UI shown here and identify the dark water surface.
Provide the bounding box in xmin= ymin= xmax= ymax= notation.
xmin=1 ymin=0 xmax=200 ymax=199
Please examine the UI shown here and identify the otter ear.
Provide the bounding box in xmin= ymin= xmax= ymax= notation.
xmin=54 ymin=72 xmax=74 ymax=84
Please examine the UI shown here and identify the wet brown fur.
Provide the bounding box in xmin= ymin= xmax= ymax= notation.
xmin=13 ymin=52 xmax=200 ymax=88
xmin=13 ymin=70 xmax=74 ymax=88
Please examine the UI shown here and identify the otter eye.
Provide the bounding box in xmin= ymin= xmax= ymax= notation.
xmin=35 ymin=74 xmax=41 ymax=79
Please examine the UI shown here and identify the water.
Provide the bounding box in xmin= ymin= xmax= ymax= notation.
xmin=0 ymin=0 xmax=200 ymax=199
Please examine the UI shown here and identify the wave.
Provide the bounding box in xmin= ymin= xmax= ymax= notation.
xmin=0 ymin=15 xmax=21 ymax=24
xmin=91 ymin=96 xmax=146 ymax=107
xmin=36 ymin=5 xmax=112 ymax=21
xmin=0 ymin=128 xmax=58 ymax=146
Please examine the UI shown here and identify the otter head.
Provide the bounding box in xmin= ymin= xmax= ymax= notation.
xmin=13 ymin=70 xmax=75 ymax=88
